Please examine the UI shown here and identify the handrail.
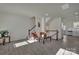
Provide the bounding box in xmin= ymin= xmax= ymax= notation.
xmin=28 ymin=25 xmax=36 ymax=36
xmin=46 ymin=29 xmax=59 ymax=40
xmin=30 ymin=25 xmax=36 ymax=31
xmin=46 ymin=30 xmax=58 ymax=32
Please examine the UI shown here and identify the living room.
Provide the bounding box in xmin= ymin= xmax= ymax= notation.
xmin=0 ymin=3 xmax=79 ymax=56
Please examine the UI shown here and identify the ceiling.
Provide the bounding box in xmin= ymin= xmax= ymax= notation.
xmin=0 ymin=3 xmax=79 ymax=19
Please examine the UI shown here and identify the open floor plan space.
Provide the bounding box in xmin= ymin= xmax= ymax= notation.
xmin=0 ymin=3 xmax=79 ymax=55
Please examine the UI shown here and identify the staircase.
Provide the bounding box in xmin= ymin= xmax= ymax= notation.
xmin=27 ymin=16 xmax=62 ymax=41
xmin=28 ymin=25 xmax=36 ymax=39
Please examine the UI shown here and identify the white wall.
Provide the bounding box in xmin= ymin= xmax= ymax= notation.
xmin=48 ymin=17 xmax=63 ymax=39
xmin=41 ymin=17 xmax=45 ymax=32
xmin=0 ymin=13 xmax=35 ymax=41
xmin=62 ymin=19 xmax=74 ymax=28
xmin=62 ymin=16 xmax=79 ymax=36
xmin=62 ymin=15 xmax=79 ymax=28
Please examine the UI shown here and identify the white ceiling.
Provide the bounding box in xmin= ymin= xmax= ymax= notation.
xmin=0 ymin=3 xmax=79 ymax=19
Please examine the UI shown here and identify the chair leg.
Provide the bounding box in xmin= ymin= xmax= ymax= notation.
xmin=43 ymin=39 xmax=45 ymax=44
xmin=43 ymin=38 xmax=45 ymax=44
xmin=50 ymin=36 xmax=52 ymax=42
xmin=45 ymin=37 xmax=47 ymax=40
xmin=39 ymin=38 xmax=40 ymax=42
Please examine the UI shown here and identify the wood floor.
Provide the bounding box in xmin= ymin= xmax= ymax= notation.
xmin=0 ymin=36 xmax=79 ymax=55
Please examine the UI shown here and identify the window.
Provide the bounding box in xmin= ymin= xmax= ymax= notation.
xmin=73 ymin=22 xmax=79 ymax=28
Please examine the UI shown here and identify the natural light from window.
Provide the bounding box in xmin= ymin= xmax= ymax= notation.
xmin=73 ymin=22 xmax=79 ymax=28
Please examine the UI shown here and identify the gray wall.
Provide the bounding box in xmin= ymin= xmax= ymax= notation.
xmin=0 ymin=12 xmax=35 ymax=41
xmin=48 ymin=17 xmax=63 ymax=39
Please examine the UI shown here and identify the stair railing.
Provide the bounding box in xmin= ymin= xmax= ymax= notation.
xmin=28 ymin=25 xmax=36 ymax=37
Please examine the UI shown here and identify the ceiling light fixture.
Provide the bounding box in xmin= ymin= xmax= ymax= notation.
xmin=62 ymin=4 xmax=69 ymax=10
xmin=74 ymin=12 xmax=79 ymax=16
xmin=44 ymin=13 xmax=48 ymax=16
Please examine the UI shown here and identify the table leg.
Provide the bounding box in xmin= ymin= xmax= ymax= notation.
xmin=3 ymin=38 xmax=5 ymax=45
xmin=9 ymin=36 xmax=10 ymax=43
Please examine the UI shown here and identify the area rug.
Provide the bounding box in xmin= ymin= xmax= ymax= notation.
xmin=56 ymin=48 xmax=78 ymax=55
xmin=14 ymin=38 xmax=38 ymax=48
xmin=27 ymin=39 xmax=38 ymax=43
xmin=14 ymin=41 xmax=28 ymax=48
